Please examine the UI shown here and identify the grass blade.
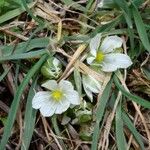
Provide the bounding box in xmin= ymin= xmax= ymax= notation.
xmin=1 ymin=37 xmax=49 ymax=56
xmin=91 ymin=79 xmax=113 ymax=150
xmin=114 ymin=0 xmax=132 ymax=28
xmin=21 ymin=78 xmax=37 ymax=150
xmin=0 ymin=67 xmax=11 ymax=82
xmin=0 ymin=49 xmax=47 ymax=62
xmin=113 ymin=75 xmax=150 ymax=108
xmin=115 ymin=101 xmax=127 ymax=150
xmin=122 ymin=110 xmax=145 ymax=150
xmin=131 ymin=3 xmax=150 ymax=52
xmin=0 ymin=55 xmax=47 ymax=150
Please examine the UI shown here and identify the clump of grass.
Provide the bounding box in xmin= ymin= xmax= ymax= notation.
xmin=0 ymin=0 xmax=150 ymax=150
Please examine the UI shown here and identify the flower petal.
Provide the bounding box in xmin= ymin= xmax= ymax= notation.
xmin=102 ymin=53 xmax=132 ymax=72
xmin=66 ymin=90 xmax=80 ymax=105
xmin=55 ymin=99 xmax=70 ymax=114
xmin=82 ymin=75 xmax=101 ymax=93
xmin=100 ymin=36 xmax=123 ymax=53
xmin=59 ymin=80 xmax=74 ymax=92
xmin=83 ymin=86 xmax=93 ymax=101
xmin=40 ymin=101 xmax=57 ymax=117
xmin=42 ymin=80 xmax=58 ymax=91
xmin=87 ymin=56 xmax=95 ymax=64
xmin=90 ymin=33 xmax=102 ymax=56
xmin=32 ymin=91 xmax=50 ymax=109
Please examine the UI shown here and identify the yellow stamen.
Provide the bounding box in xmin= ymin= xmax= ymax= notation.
xmin=95 ymin=51 xmax=105 ymax=63
xmin=51 ymin=90 xmax=63 ymax=101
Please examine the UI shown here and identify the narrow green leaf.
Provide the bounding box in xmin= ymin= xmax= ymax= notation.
xmin=90 ymin=15 xmax=123 ymax=38
xmin=131 ymin=3 xmax=150 ymax=52
xmin=0 ymin=7 xmax=24 ymax=24
xmin=61 ymin=0 xmax=86 ymax=12
xmin=0 ymin=49 xmax=47 ymax=62
xmin=122 ymin=111 xmax=145 ymax=150
xmin=21 ymin=78 xmax=37 ymax=150
xmin=113 ymin=75 xmax=150 ymax=108
xmin=114 ymin=0 xmax=132 ymax=28
xmin=0 ymin=37 xmax=49 ymax=56
xmin=0 ymin=55 xmax=48 ymax=150
xmin=0 ymin=2 xmax=35 ymax=24
xmin=21 ymin=0 xmax=43 ymax=25
xmin=0 ymin=67 xmax=11 ymax=82
xmin=51 ymin=115 xmax=67 ymax=150
xmin=115 ymin=101 xmax=127 ymax=150
xmin=91 ymin=79 xmax=113 ymax=150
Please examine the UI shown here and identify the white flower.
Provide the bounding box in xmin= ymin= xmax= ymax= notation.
xmin=87 ymin=34 xmax=133 ymax=72
xmin=32 ymin=80 xmax=80 ymax=117
xmin=82 ymin=75 xmax=101 ymax=101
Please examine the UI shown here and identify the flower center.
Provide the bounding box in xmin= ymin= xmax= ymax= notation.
xmin=51 ymin=90 xmax=63 ymax=101
xmin=95 ymin=51 xmax=105 ymax=63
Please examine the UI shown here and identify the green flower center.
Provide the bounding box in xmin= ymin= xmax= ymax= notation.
xmin=51 ymin=90 xmax=63 ymax=101
xmin=95 ymin=51 xmax=105 ymax=63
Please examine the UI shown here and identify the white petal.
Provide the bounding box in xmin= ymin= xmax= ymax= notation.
xmin=40 ymin=101 xmax=57 ymax=117
xmin=82 ymin=75 xmax=101 ymax=93
xmin=55 ymin=100 xmax=70 ymax=114
xmin=101 ymin=63 xmax=118 ymax=72
xmin=102 ymin=53 xmax=132 ymax=72
xmin=83 ymin=86 xmax=93 ymax=101
xmin=100 ymin=36 xmax=123 ymax=53
xmin=59 ymin=80 xmax=74 ymax=92
xmin=42 ymin=80 xmax=58 ymax=91
xmin=87 ymin=56 xmax=95 ymax=64
xmin=90 ymin=33 xmax=102 ymax=56
xmin=32 ymin=91 xmax=50 ymax=109
xmin=66 ymin=91 xmax=80 ymax=105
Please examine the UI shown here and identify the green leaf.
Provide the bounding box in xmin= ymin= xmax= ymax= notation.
xmin=113 ymin=0 xmax=132 ymax=28
xmin=0 ymin=37 xmax=49 ymax=56
xmin=21 ymin=78 xmax=37 ymax=150
xmin=51 ymin=115 xmax=67 ymax=150
xmin=113 ymin=75 xmax=150 ymax=108
xmin=0 ymin=2 xmax=35 ymax=24
xmin=0 ymin=49 xmax=47 ymax=62
xmin=91 ymin=79 xmax=113 ymax=150
xmin=61 ymin=0 xmax=86 ymax=12
xmin=131 ymin=3 xmax=150 ymax=52
xmin=0 ymin=67 xmax=11 ymax=82
xmin=115 ymin=101 xmax=127 ymax=150
xmin=90 ymin=15 xmax=123 ymax=38
xmin=0 ymin=55 xmax=48 ymax=150
xmin=122 ymin=111 xmax=145 ymax=150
